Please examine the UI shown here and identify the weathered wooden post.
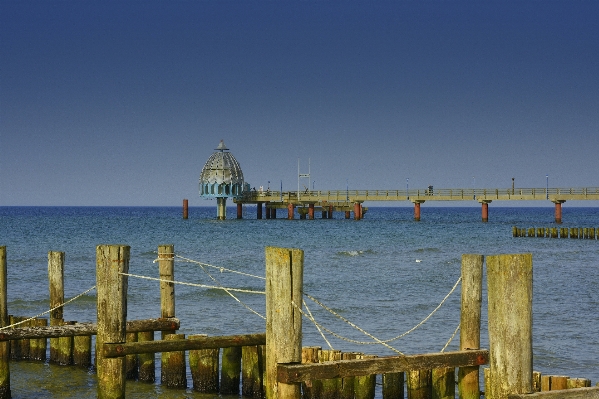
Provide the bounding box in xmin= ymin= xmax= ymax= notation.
xmin=432 ymin=367 xmax=454 ymax=399
xmin=73 ymin=333 xmax=92 ymax=369
xmin=30 ymin=318 xmax=48 ymax=361
xmin=48 ymin=251 xmax=65 ymax=364
xmin=407 ymin=369 xmax=432 ymax=399
xmin=265 ymin=247 xmax=303 ymax=399
xmin=125 ymin=332 xmax=138 ymax=379
xmin=189 ymin=334 xmax=219 ymax=393
xmin=0 ymin=246 xmax=10 ymax=399
xmin=458 ymin=254 xmax=484 ymax=399
xmin=159 ymin=244 xmax=175 ymax=333
xmin=96 ymin=244 xmax=130 ymax=399
xmin=221 ymin=346 xmax=242 ymax=394
xmin=161 ymin=333 xmax=186 ymax=388
xmin=486 ymin=254 xmax=532 ymax=399
xmin=355 ymin=354 xmax=377 ymax=399
xmin=319 ymin=349 xmax=342 ymax=398
xmin=382 ymin=370 xmax=404 ymax=399
xmin=302 ymin=346 xmax=322 ymax=399
xmin=137 ymin=331 xmax=155 ymax=382
xmin=242 ymin=345 xmax=265 ymax=398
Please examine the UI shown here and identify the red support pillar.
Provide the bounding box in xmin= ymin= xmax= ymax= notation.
xmin=308 ymin=204 xmax=315 ymax=220
xmin=481 ymin=201 xmax=490 ymax=222
xmin=328 ymin=205 xmax=333 ymax=219
xmin=237 ymin=203 xmax=243 ymax=219
xmin=182 ymin=199 xmax=188 ymax=219
xmin=354 ymin=203 xmax=361 ymax=220
xmin=414 ymin=202 xmax=421 ymax=221
xmin=287 ymin=203 xmax=295 ymax=220
xmin=257 ymin=202 xmax=263 ymax=220
xmin=270 ymin=207 xmax=277 ymax=219
xmin=345 ymin=211 xmax=350 ymax=219
xmin=554 ymin=201 xmax=564 ymax=224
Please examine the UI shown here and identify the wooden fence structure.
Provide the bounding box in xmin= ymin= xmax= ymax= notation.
xmin=0 ymin=245 xmax=597 ymax=399
xmin=513 ymin=227 xmax=598 ymax=239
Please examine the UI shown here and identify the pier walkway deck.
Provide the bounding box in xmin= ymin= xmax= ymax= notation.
xmin=232 ymin=187 xmax=599 ymax=222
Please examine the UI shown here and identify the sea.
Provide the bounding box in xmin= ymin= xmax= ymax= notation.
xmin=0 ymin=205 xmax=598 ymax=398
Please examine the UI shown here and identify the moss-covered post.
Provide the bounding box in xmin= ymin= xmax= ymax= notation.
xmin=48 ymin=251 xmax=65 ymax=364
xmin=458 ymin=254 xmax=484 ymax=399
xmin=486 ymin=254 xmax=533 ymax=399
xmin=159 ymin=244 xmax=175 ymax=337
xmin=96 ymin=245 xmax=129 ymax=399
xmin=0 ymin=246 xmax=10 ymax=399
xmin=265 ymin=247 xmax=303 ymax=399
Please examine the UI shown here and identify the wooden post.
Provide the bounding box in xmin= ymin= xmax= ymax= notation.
xmin=383 ymin=370 xmax=404 ymax=399
xmin=302 ymin=346 xmax=322 ymax=399
xmin=221 ymin=346 xmax=242 ymax=394
xmin=57 ymin=320 xmax=75 ymax=365
xmin=459 ymin=254 xmax=484 ymax=399
xmin=183 ymin=199 xmax=188 ymax=219
xmin=73 ymin=333 xmax=92 ymax=369
xmin=96 ymin=244 xmax=130 ymax=399
xmin=319 ymin=349 xmax=342 ymax=399
xmin=237 ymin=203 xmax=243 ymax=219
xmin=486 ymin=254 xmax=532 ymax=399
xmin=355 ymin=354 xmax=377 ymax=399
xmin=541 ymin=375 xmax=568 ymax=391
xmin=48 ymin=251 xmax=65 ymax=364
xmin=0 ymin=246 xmax=10 ymax=399
xmin=159 ymin=244 xmax=176 ymax=339
xmin=30 ymin=318 xmax=48 ymax=361
xmin=341 ymin=352 xmax=359 ymax=399
xmin=137 ymin=331 xmax=155 ymax=383
xmin=125 ymin=332 xmax=138 ymax=380
xmin=432 ymin=368 xmax=454 ymax=399
xmin=407 ymin=369 xmax=432 ymax=399
xmin=265 ymin=247 xmax=303 ymax=399
xmin=189 ymin=335 xmax=219 ymax=393
xmin=243 ymin=345 xmax=265 ymax=398
xmin=161 ymin=333 xmax=186 ymax=388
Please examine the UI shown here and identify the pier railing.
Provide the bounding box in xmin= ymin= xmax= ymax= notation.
xmin=239 ymin=187 xmax=599 ymax=203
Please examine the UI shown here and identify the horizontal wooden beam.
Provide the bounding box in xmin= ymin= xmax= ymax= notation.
xmin=102 ymin=332 xmax=266 ymax=358
xmin=277 ymin=349 xmax=488 ymax=383
xmin=508 ymin=387 xmax=599 ymax=399
xmin=0 ymin=318 xmax=179 ymax=341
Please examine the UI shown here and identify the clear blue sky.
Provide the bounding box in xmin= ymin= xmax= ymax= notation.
xmin=1 ymin=1 xmax=598 ymax=206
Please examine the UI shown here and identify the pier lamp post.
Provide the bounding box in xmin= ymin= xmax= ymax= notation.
xmin=473 ymin=176 xmax=476 ymax=200
xmin=406 ymin=178 xmax=409 ymax=200
xmin=346 ymin=179 xmax=349 ymax=201
xmin=546 ymin=175 xmax=549 ymax=199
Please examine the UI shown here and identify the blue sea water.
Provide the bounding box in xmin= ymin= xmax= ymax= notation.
xmin=0 ymin=205 xmax=598 ymax=398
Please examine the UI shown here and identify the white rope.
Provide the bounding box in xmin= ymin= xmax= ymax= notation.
xmin=441 ymin=323 xmax=460 ymax=352
xmin=172 ymin=255 xmax=266 ymax=280
xmin=301 ymin=299 xmax=334 ymax=350
xmin=0 ymin=285 xmax=97 ymax=330
xmin=121 ymin=273 xmax=265 ymax=295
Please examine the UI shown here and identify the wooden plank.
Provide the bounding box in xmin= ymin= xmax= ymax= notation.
xmin=508 ymin=387 xmax=599 ymax=399
xmin=0 ymin=318 xmax=180 ymax=341
xmin=277 ymin=350 xmax=488 ymax=383
xmin=103 ymin=332 xmax=266 ymax=358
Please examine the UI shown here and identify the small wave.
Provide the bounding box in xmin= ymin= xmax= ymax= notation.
xmin=337 ymin=249 xmax=375 ymax=257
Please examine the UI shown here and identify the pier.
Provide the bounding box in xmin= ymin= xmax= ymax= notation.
xmin=232 ymin=187 xmax=599 ymax=222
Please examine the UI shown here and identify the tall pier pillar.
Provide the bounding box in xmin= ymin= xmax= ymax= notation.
xmin=412 ymin=200 xmax=424 ymax=221
xmin=217 ymin=197 xmax=227 ymax=220
xmin=353 ymin=203 xmax=362 ymax=220
xmin=345 ymin=211 xmax=351 ymax=219
xmin=553 ymin=200 xmax=565 ymax=224
xmin=183 ymin=199 xmax=188 ymax=219
xmin=257 ymin=202 xmax=263 ymax=220
xmin=308 ymin=204 xmax=315 ymax=220
xmin=265 ymin=203 xmax=271 ymax=219
xmin=328 ymin=205 xmax=334 ymax=219
xmin=271 ymin=207 xmax=277 ymax=219
xmin=287 ymin=203 xmax=295 ymax=220
xmin=480 ymin=200 xmax=492 ymax=222
xmin=237 ymin=203 xmax=243 ymax=219
xmin=322 ymin=210 xmax=327 ymax=219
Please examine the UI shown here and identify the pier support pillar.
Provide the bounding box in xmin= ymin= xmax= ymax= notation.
xmin=328 ymin=205 xmax=334 ymax=219
xmin=480 ymin=200 xmax=492 ymax=222
xmin=412 ymin=201 xmax=424 ymax=221
xmin=270 ymin=207 xmax=277 ymax=219
xmin=308 ymin=204 xmax=314 ymax=220
xmin=265 ymin=203 xmax=271 ymax=219
xmin=287 ymin=203 xmax=295 ymax=220
xmin=237 ymin=203 xmax=243 ymax=219
xmin=182 ymin=199 xmax=188 ymax=219
xmin=322 ymin=210 xmax=327 ymax=219
xmin=345 ymin=211 xmax=351 ymax=219
xmin=553 ymin=200 xmax=565 ymax=224
xmin=256 ymin=202 xmax=263 ymax=220
xmin=216 ymin=197 xmax=227 ymax=220
xmin=354 ymin=203 xmax=362 ymax=220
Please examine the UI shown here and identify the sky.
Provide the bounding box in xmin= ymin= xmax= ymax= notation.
xmin=1 ymin=0 xmax=598 ymax=207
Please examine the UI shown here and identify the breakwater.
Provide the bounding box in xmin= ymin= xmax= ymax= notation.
xmin=513 ymin=227 xmax=598 ymax=238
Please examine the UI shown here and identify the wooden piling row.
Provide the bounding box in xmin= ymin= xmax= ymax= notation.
xmin=513 ymin=226 xmax=598 ymax=239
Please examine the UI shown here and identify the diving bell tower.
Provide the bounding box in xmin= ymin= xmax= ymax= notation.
xmin=199 ymin=140 xmax=247 ymax=219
